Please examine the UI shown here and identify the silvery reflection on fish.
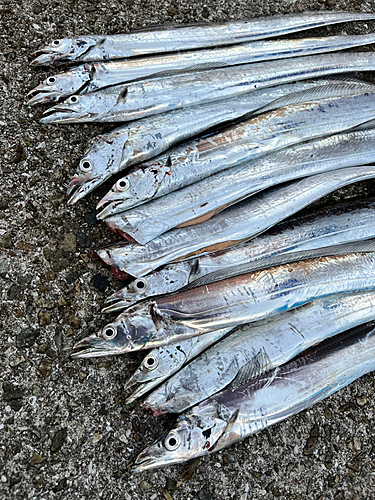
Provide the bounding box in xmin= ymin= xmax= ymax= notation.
xmin=72 ymin=247 xmax=375 ymax=356
xmin=39 ymin=52 xmax=375 ymax=124
xmin=133 ymin=320 xmax=375 ymax=471
xmin=102 ymin=90 xmax=375 ymax=245
xmin=30 ymin=11 xmax=375 ymax=66
xmin=143 ymin=291 xmax=375 ymax=415
xmin=124 ymin=328 xmax=232 ymax=404
xmin=66 ymin=77 xmax=363 ymax=205
xmin=103 ymin=200 xmax=375 ymax=313
xmin=96 ymin=166 xmax=375 ymax=279
xmin=97 ymin=90 xmax=375 ymax=218
xmin=27 ymin=34 xmax=375 ymax=105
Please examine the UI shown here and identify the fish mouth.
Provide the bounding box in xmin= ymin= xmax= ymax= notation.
xmin=132 ymin=440 xmax=180 ymax=473
xmin=96 ymin=188 xmax=133 ymax=217
xmin=96 ymin=200 xmax=127 ymax=219
xmin=71 ymin=333 xmax=120 ymax=359
xmin=30 ymin=48 xmax=65 ymax=67
xmin=126 ymin=380 xmax=160 ymax=404
xmin=27 ymin=87 xmax=62 ymax=106
xmin=67 ymin=175 xmax=103 ymax=205
xmin=39 ymin=105 xmax=86 ymax=124
xmin=102 ymin=290 xmax=132 ymax=313
xmin=132 ymin=456 xmax=158 ymax=473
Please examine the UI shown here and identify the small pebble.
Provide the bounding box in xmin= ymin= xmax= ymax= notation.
xmin=38 ymin=358 xmax=52 ymax=377
xmin=139 ymin=480 xmax=151 ymax=492
xmin=92 ymin=432 xmax=103 ymax=444
xmin=91 ymin=274 xmax=110 ymax=292
xmin=60 ymin=233 xmax=77 ymax=253
xmin=68 ymin=315 xmax=81 ymax=329
xmin=38 ymin=312 xmax=51 ymax=326
xmin=84 ymin=211 xmax=97 ymax=225
xmin=33 ymin=3 xmax=42 ymax=14
xmin=51 ymin=429 xmax=67 ymax=452
xmin=30 ymin=452 xmax=45 ymax=466
xmin=0 ymin=259 xmax=10 ymax=275
xmin=356 ymin=396 xmax=368 ymax=406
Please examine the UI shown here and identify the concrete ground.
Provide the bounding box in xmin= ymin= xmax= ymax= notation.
xmin=1 ymin=0 xmax=375 ymax=498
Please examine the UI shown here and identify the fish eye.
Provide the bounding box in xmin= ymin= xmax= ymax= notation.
xmin=79 ymin=158 xmax=93 ymax=172
xmin=164 ymin=432 xmax=181 ymax=451
xmin=143 ymin=353 xmax=159 ymax=371
xmin=115 ymin=178 xmax=130 ymax=192
xmin=52 ymin=40 xmax=61 ymax=46
xmin=132 ymin=278 xmax=148 ymax=293
xmin=101 ymin=324 xmax=117 ymax=341
xmin=67 ymin=95 xmax=80 ymax=104
xmin=47 ymin=76 xmax=57 ymax=86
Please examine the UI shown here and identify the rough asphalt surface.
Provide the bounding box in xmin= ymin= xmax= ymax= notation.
xmin=2 ymin=1 xmax=375 ymax=499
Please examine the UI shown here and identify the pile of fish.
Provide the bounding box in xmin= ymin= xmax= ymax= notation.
xmin=30 ymin=11 xmax=375 ymax=472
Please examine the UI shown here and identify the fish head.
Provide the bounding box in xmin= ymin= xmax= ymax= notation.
xmin=124 ymin=344 xmax=187 ymax=403
xmin=39 ymin=90 xmax=117 ymax=124
xmin=96 ymin=166 xmax=162 ymax=217
xmin=95 ymin=241 xmax=134 ymax=273
xmin=133 ymin=412 xmax=225 ymax=471
xmin=102 ymin=263 xmax=192 ymax=313
xmin=27 ymin=66 xmax=92 ymax=105
xmin=67 ymin=128 xmax=132 ymax=204
xmin=30 ymin=37 xmax=98 ymax=66
xmin=71 ymin=301 xmax=159 ymax=358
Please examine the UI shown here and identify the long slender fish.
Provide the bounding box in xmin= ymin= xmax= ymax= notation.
xmin=72 ymin=247 xmax=375 ymax=356
xmin=27 ymin=34 xmax=375 ymax=105
xmin=31 ymin=12 xmax=375 ymax=66
xmin=40 ymin=52 xmax=375 ymax=124
xmin=102 ymin=103 xmax=375 ymax=245
xmin=133 ymin=320 xmax=375 ymax=471
xmin=95 ymin=90 xmax=375 ymax=214
xmin=96 ymin=166 xmax=375 ymax=279
xmin=124 ymin=328 xmax=233 ymax=405
xmin=66 ymin=77 xmax=364 ymax=205
xmin=143 ymin=292 xmax=375 ymax=415
xmin=103 ymin=200 xmax=375 ymax=313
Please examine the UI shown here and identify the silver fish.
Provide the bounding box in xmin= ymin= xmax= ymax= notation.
xmin=72 ymin=247 xmax=375 ymax=356
xmin=124 ymin=328 xmax=232 ymax=404
xmin=40 ymin=52 xmax=375 ymax=124
xmin=96 ymin=90 xmax=375 ymax=215
xmin=101 ymin=94 xmax=375 ymax=245
xmin=67 ymin=77 xmax=363 ymax=205
xmin=27 ymin=34 xmax=375 ymax=105
xmin=103 ymin=200 xmax=375 ymax=313
xmin=143 ymin=292 xmax=375 ymax=415
xmin=133 ymin=320 xmax=375 ymax=471
xmin=96 ymin=166 xmax=375 ymax=279
xmin=30 ymin=11 xmax=375 ymax=66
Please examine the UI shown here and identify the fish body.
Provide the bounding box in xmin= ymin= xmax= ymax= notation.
xmin=28 ymin=34 xmax=375 ymax=104
xmin=96 ymin=166 xmax=375 ymax=278
xmin=97 ymin=90 xmax=375 ymax=215
xmin=133 ymin=320 xmax=375 ymax=471
xmin=67 ymin=77 xmax=363 ymax=205
xmin=144 ymin=291 xmax=375 ymax=414
xmin=40 ymin=52 xmax=375 ymax=124
xmin=31 ymin=12 xmax=375 ymax=66
xmin=72 ymin=250 xmax=375 ymax=356
xmin=124 ymin=328 xmax=232 ymax=404
xmin=103 ymin=200 xmax=375 ymax=313
xmin=101 ymin=99 xmax=375 ymax=245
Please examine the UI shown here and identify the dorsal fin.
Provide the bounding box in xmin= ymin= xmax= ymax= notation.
xmin=254 ymin=82 xmax=375 ymax=115
xmin=180 ymin=238 xmax=375 ymax=291
xmin=228 ymin=348 xmax=273 ymax=391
